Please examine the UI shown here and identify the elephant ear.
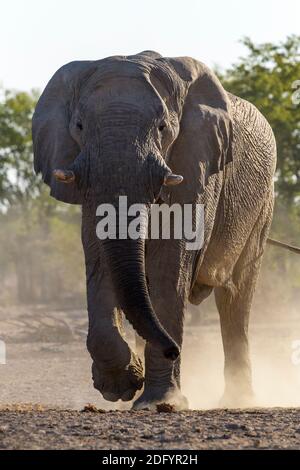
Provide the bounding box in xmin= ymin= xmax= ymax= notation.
xmin=32 ymin=61 xmax=96 ymax=204
xmin=163 ymin=57 xmax=233 ymax=201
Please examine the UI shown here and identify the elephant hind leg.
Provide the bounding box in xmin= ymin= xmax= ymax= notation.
xmin=215 ymin=201 xmax=273 ymax=407
xmin=215 ymin=283 xmax=255 ymax=408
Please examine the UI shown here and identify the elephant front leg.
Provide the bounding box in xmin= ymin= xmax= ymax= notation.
xmin=132 ymin=241 xmax=192 ymax=411
xmin=82 ymin=205 xmax=143 ymax=402
xmin=86 ymin=272 xmax=144 ymax=402
xmin=133 ymin=342 xmax=188 ymax=411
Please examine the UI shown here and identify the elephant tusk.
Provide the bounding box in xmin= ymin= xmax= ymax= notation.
xmin=53 ymin=169 xmax=75 ymax=184
xmin=163 ymin=174 xmax=183 ymax=186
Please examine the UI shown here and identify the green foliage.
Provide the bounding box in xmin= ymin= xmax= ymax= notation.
xmin=220 ymin=36 xmax=300 ymax=308
xmin=0 ymin=89 xmax=41 ymax=207
xmin=0 ymin=89 xmax=84 ymax=305
xmin=221 ymin=35 xmax=300 ymax=204
xmin=0 ymin=188 xmax=85 ymax=305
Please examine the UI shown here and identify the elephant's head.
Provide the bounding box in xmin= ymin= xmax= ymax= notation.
xmin=32 ymin=51 xmax=232 ymax=360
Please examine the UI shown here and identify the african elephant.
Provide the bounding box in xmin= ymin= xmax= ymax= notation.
xmin=32 ymin=51 xmax=276 ymax=409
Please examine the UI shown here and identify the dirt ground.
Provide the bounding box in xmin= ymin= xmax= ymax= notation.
xmin=0 ymin=407 xmax=300 ymax=449
xmin=1 ymin=304 xmax=300 ymax=449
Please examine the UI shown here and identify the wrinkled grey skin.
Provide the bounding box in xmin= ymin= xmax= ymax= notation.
xmin=32 ymin=51 xmax=276 ymax=409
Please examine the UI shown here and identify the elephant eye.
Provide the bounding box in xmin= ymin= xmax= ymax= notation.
xmin=158 ymin=123 xmax=166 ymax=132
xmin=76 ymin=121 xmax=83 ymax=131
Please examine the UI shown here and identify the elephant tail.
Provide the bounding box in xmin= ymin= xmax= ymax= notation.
xmin=267 ymin=238 xmax=300 ymax=255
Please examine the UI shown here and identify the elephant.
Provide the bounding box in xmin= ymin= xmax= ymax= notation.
xmin=32 ymin=50 xmax=277 ymax=409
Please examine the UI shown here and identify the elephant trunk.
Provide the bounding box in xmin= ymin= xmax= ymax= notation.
xmin=102 ymin=235 xmax=180 ymax=361
xmin=53 ymin=146 xmax=183 ymax=361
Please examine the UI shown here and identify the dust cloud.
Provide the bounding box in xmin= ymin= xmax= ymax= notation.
xmin=0 ymin=228 xmax=300 ymax=410
xmin=182 ymin=295 xmax=300 ymax=409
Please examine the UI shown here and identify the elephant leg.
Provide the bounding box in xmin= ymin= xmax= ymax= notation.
xmin=133 ymin=241 xmax=192 ymax=411
xmin=82 ymin=204 xmax=144 ymax=402
xmin=215 ymin=283 xmax=254 ymax=408
xmin=215 ymin=205 xmax=272 ymax=407
xmin=132 ymin=344 xmax=188 ymax=411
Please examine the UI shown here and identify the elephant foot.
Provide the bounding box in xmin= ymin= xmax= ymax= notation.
xmin=132 ymin=386 xmax=189 ymax=411
xmin=219 ymin=387 xmax=256 ymax=409
xmin=92 ymin=351 xmax=144 ymax=402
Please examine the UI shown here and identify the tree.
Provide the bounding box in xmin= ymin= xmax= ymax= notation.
xmin=221 ymin=35 xmax=300 ymax=204
xmin=0 ymin=89 xmax=41 ymax=207
xmin=0 ymin=89 xmax=85 ymax=305
xmin=220 ymin=36 xmax=300 ymax=311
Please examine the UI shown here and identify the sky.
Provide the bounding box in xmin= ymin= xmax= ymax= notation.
xmin=1 ymin=0 xmax=299 ymax=91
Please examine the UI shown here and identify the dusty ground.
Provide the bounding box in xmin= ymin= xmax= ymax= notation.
xmin=1 ymin=304 xmax=300 ymax=449
xmin=1 ymin=407 xmax=300 ymax=449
